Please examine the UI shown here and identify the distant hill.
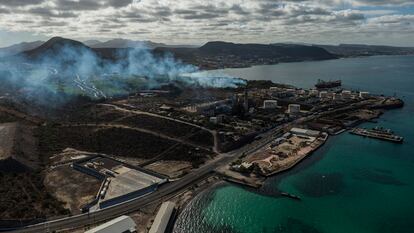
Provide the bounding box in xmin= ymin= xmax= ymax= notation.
xmin=16 ymin=37 xmax=143 ymax=62
xmin=314 ymin=44 xmax=414 ymax=57
xmin=23 ymin=37 xmax=94 ymax=60
xmin=0 ymin=41 xmax=44 ymax=57
xmin=90 ymin=39 xmax=166 ymax=49
xmin=207 ymin=42 xmax=336 ymax=60
xmin=83 ymin=40 xmax=102 ymax=47
xmin=89 ymin=38 xmax=198 ymax=49
xmin=155 ymin=41 xmax=337 ymax=69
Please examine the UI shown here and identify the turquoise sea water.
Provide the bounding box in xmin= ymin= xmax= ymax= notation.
xmin=173 ymin=55 xmax=414 ymax=233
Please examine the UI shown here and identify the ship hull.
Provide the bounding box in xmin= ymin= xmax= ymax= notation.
xmin=350 ymin=128 xmax=403 ymax=143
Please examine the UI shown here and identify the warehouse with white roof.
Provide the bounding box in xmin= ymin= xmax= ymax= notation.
xmin=85 ymin=215 xmax=136 ymax=233
xmin=149 ymin=201 xmax=176 ymax=233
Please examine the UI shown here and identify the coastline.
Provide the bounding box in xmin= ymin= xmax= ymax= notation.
xmin=198 ymin=54 xmax=414 ymax=73
xmin=217 ymin=97 xmax=403 ymax=190
xmin=172 ymin=55 xmax=414 ymax=233
xmin=171 ymin=106 xmax=406 ymax=232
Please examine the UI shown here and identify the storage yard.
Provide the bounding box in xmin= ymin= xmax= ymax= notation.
xmin=231 ymin=128 xmax=328 ymax=176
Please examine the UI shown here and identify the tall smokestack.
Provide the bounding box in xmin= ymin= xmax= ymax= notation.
xmin=243 ymin=88 xmax=248 ymax=112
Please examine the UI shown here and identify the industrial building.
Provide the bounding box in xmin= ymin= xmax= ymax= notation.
xmin=288 ymin=104 xmax=301 ymax=114
xmin=210 ymin=114 xmax=224 ymax=124
xmin=149 ymin=201 xmax=176 ymax=233
xmin=85 ymin=215 xmax=136 ymax=233
xmin=290 ymin=127 xmax=321 ymax=137
xmin=309 ymin=89 xmax=319 ymax=97
xmin=319 ymin=91 xmax=328 ymax=98
xmin=183 ymin=99 xmax=231 ymax=115
xmin=359 ymin=91 xmax=370 ymax=98
xmin=263 ymin=100 xmax=278 ymax=109
xmin=332 ymin=93 xmax=341 ymax=100
xmin=242 ymin=89 xmax=249 ymax=111
xmin=341 ymin=90 xmax=352 ymax=99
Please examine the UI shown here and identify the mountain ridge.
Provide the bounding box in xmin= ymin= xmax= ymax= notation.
xmin=155 ymin=41 xmax=338 ymax=69
xmin=312 ymin=43 xmax=414 ymax=57
xmin=12 ymin=37 xmax=414 ymax=69
xmin=0 ymin=41 xmax=45 ymax=57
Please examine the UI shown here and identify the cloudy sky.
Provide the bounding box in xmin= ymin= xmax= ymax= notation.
xmin=0 ymin=0 xmax=413 ymax=47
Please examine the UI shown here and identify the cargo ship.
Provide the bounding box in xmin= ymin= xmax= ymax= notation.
xmin=350 ymin=127 xmax=404 ymax=143
xmin=315 ymin=79 xmax=342 ymax=89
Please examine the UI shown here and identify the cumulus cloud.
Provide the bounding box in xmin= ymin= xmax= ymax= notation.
xmin=349 ymin=0 xmax=414 ymax=6
xmin=0 ymin=0 xmax=44 ymax=7
xmin=0 ymin=0 xmax=413 ymax=46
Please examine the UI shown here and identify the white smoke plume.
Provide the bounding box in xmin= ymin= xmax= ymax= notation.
xmin=0 ymin=40 xmax=246 ymax=106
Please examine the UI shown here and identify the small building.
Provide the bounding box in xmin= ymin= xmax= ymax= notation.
xmin=359 ymin=91 xmax=370 ymax=99
xmin=290 ymin=127 xmax=320 ymax=137
xmin=333 ymin=93 xmax=342 ymax=100
xmin=272 ymin=137 xmax=286 ymax=146
xmin=319 ymin=91 xmax=328 ymax=98
xmin=210 ymin=114 xmax=224 ymax=124
xmin=210 ymin=117 xmax=220 ymax=124
xmin=298 ymin=89 xmax=306 ymax=95
xmin=85 ymin=215 xmax=136 ymax=233
xmin=341 ymin=90 xmax=352 ymax=99
xmin=263 ymin=100 xmax=278 ymax=109
xmin=288 ymin=104 xmax=301 ymax=114
xmin=159 ymin=104 xmax=173 ymax=111
xmin=309 ymin=89 xmax=319 ymax=97
xmin=149 ymin=201 xmax=176 ymax=233
xmin=286 ymin=88 xmax=296 ymax=94
xmin=241 ymin=162 xmax=253 ymax=170
xmin=210 ymin=117 xmax=218 ymax=124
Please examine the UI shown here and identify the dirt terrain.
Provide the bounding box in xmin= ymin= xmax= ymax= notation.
xmin=44 ymin=165 xmax=101 ymax=214
xmin=0 ymin=122 xmax=39 ymax=171
xmin=0 ymin=123 xmax=16 ymax=160
xmin=0 ymin=172 xmax=69 ymax=220
xmin=144 ymin=160 xmax=193 ymax=179
xmin=0 ymin=87 xmax=223 ymax=222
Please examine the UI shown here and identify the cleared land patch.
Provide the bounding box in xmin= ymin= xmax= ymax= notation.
xmin=44 ymin=165 xmax=101 ymax=214
xmin=117 ymin=115 xmax=214 ymax=148
xmin=0 ymin=172 xmax=69 ymax=220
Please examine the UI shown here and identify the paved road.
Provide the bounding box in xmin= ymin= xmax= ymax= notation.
xmin=5 ymin=125 xmax=282 ymax=233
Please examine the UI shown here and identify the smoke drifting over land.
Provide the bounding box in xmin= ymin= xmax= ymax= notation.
xmin=0 ymin=38 xmax=245 ymax=106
